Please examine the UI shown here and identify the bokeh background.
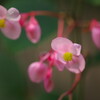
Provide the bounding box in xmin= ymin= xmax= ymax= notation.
xmin=0 ymin=0 xmax=100 ymax=100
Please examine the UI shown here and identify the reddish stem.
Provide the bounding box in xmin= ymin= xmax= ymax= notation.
xmin=57 ymin=17 xmax=65 ymax=37
xmin=69 ymin=94 xmax=73 ymax=100
xmin=65 ymin=21 xmax=76 ymax=36
xmin=58 ymin=73 xmax=81 ymax=100
xmin=22 ymin=11 xmax=66 ymax=18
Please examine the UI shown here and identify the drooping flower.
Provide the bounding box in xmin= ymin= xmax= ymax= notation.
xmin=28 ymin=61 xmax=54 ymax=92
xmin=0 ymin=5 xmax=21 ymax=40
xmin=51 ymin=37 xmax=85 ymax=73
xmin=28 ymin=62 xmax=48 ymax=83
xmin=25 ymin=17 xmax=41 ymax=43
xmin=90 ymin=19 xmax=100 ymax=49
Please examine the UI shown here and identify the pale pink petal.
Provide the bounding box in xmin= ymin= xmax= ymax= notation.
xmin=48 ymin=52 xmax=65 ymax=71
xmin=53 ymin=52 xmax=65 ymax=71
xmin=54 ymin=60 xmax=65 ymax=71
xmin=6 ymin=7 xmax=21 ymax=21
xmin=92 ymin=27 xmax=100 ymax=49
xmin=1 ymin=20 xmax=21 ymax=40
xmin=44 ymin=78 xmax=54 ymax=93
xmin=0 ymin=5 xmax=7 ymax=19
xmin=73 ymin=43 xmax=81 ymax=56
xmin=51 ymin=37 xmax=74 ymax=54
xmin=28 ymin=62 xmax=47 ymax=83
xmin=65 ymin=54 xmax=85 ymax=73
xmin=56 ymin=53 xmax=67 ymax=64
xmin=25 ymin=17 xmax=41 ymax=43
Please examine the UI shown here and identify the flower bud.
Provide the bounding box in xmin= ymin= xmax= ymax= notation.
xmin=90 ymin=19 xmax=100 ymax=49
xmin=25 ymin=17 xmax=41 ymax=43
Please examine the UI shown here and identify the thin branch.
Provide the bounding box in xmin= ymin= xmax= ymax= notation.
xmin=57 ymin=17 xmax=65 ymax=37
xmin=69 ymin=94 xmax=73 ymax=100
xmin=22 ymin=11 xmax=66 ymax=18
xmin=58 ymin=73 xmax=81 ymax=100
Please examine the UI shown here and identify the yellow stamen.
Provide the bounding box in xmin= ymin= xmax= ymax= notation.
xmin=0 ymin=19 xmax=6 ymax=28
xmin=63 ymin=52 xmax=73 ymax=61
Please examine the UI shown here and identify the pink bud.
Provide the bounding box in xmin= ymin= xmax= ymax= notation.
xmin=43 ymin=69 xmax=54 ymax=92
xmin=25 ymin=17 xmax=41 ymax=43
xmin=28 ymin=62 xmax=47 ymax=83
xmin=90 ymin=20 xmax=100 ymax=49
xmin=44 ymin=78 xmax=54 ymax=93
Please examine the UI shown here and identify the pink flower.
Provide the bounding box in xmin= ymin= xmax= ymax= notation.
xmin=51 ymin=37 xmax=85 ymax=73
xmin=90 ymin=19 xmax=100 ymax=49
xmin=25 ymin=17 xmax=41 ymax=43
xmin=28 ymin=61 xmax=54 ymax=92
xmin=0 ymin=5 xmax=21 ymax=40
xmin=28 ymin=62 xmax=48 ymax=83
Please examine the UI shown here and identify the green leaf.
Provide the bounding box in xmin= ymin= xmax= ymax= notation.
xmin=85 ymin=0 xmax=100 ymax=6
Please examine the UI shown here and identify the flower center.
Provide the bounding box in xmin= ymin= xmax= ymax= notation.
xmin=63 ymin=52 xmax=73 ymax=61
xmin=0 ymin=19 xmax=6 ymax=28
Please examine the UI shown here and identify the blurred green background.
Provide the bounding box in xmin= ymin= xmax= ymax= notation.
xmin=0 ymin=0 xmax=100 ymax=100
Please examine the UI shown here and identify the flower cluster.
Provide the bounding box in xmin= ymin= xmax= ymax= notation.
xmin=28 ymin=37 xmax=85 ymax=92
xmin=0 ymin=5 xmax=41 ymax=43
xmin=0 ymin=5 xmax=91 ymax=99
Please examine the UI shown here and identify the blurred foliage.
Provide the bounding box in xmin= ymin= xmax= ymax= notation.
xmin=86 ymin=51 xmax=100 ymax=68
xmin=85 ymin=0 xmax=100 ymax=6
xmin=35 ymin=91 xmax=77 ymax=100
xmin=0 ymin=51 xmax=28 ymax=100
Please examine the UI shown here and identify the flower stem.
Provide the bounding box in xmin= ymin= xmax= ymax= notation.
xmin=69 ymin=94 xmax=73 ymax=100
xmin=58 ymin=73 xmax=81 ymax=100
xmin=57 ymin=17 xmax=65 ymax=37
xmin=22 ymin=11 xmax=66 ymax=18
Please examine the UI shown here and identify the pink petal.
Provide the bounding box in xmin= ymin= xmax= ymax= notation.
xmin=53 ymin=52 xmax=65 ymax=71
xmin=28 ymin=62 xmax=47 ymax=83
xmin=51 ymin=37 xmax=74 ymax=54
xmin=6 ymin=7 xmax=21 ymax=21
xmin=92 ymin=27 xmax=100 ymax=49
xmin=73 ymin=43 xmax=81 ymax=56
xmin=25 ymin=17 xmax=41 ymax=43
xmin=56 ymin=53 xmax=67 ymax=64
xmin=1 ymin=20 xmax=21 ymax=40
xmin=54 ymin=60 xmax=65 ymax=71
xmin=65 ymin=54 xmax=85 ymax=73
xmin=0 ymin=5 xmax=7 ymax=19
xmin=44 ymin=78 xmax=54 ymax=93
